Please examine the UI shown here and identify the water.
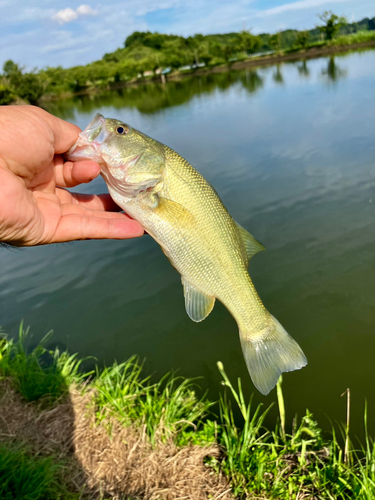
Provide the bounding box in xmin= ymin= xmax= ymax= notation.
xmin=1 ymin=50 xmax=375 ymax=435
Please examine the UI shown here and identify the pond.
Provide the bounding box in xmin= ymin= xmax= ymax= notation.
xmin=1 ymin=49 xmax=375 ymax=435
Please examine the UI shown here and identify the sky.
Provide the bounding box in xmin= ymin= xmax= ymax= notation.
xmin=0 ymin=0 xmax=374 ymax=70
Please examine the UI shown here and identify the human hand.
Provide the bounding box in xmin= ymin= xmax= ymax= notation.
xmin=0 ymin=105 xmax=144 ymax=246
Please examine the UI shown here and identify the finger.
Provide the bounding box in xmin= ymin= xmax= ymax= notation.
xmin=50 ymin=214 xmax=144 ymax=243
xmin=54 ymin=157 xmax=101 ymax=187
xmin=56 ymin=189 xmax=123 ymax=212
xmin=61 ymin=204 xmax=131 ymax=219
xmin=24 ymin=106 xmax=82 ymax=154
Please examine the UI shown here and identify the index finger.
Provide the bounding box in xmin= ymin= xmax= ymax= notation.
xmin=38 ymin=108 xmax=81 ymax=154
xmin=24 ymin=105 xmax=82 ymax=154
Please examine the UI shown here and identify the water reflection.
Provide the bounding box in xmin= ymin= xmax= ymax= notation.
xmin=321 ymin=56 xmax=347 ymax=84
xmin=297 ymin=60 xmax=310 ymax=78
xmin=42 ymin=54 xmax=354 ymax=119
xmin=241 ymin=69 xmax=264 ymax=93
xmin=44 ymin=70 xmax=264 ymax=118
xmin=273 ymin=65 xmax=284 ymax=84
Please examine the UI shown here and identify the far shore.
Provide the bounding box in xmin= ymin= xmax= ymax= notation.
xmin=177 ymin=39 xmax=375 ymax=77
xmin=39 ymin=39 xmax=375 ymax=103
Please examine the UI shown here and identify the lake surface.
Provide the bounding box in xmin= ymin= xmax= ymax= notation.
xmin=1 ymin=50 xmax=375 ymax=435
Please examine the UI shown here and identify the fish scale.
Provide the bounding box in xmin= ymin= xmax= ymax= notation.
xmin=66 ymin=113 xmax=307 ymax=395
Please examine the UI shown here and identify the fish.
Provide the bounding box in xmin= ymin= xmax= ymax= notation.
xmin=66 ymin=113 xmax=307 ymax=395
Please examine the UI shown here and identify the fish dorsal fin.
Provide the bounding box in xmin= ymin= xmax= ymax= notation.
xmin=181 ymin=278 xmax=215 ymax=323
xmin=235 ymin=222 xmax=265 ymax=262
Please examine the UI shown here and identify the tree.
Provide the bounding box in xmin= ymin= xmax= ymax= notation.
xmin=2 ymin=60 xmax=44 ymax=104
xmin=294 ymin=30 xmax=310 ymax=49
xmin=15 ymin=73 xmax=44 ymax=104
xmin=3 ymin=59 xmax=20 ymax=77
xmin=318 ymin=11 xmax=347 ymax=40
xmin=124 ymin=31 xmax=150 ymax=48
xmin=269 ymin=33 xmax=282 ymax=52
xmin=103 ymin=53 xmax=119 ymax=63
xmin=0 ymin=82 xmax=15 ymax=104
xmin=238 ymin=30 xmax=261 ymax=55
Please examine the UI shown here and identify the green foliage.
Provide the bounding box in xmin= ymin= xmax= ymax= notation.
xmin=237 ymin=30 xmax=262 ymax=55
xmin=269 ymin=32 xmax=282 ymax=52
xmin=94 ymin=356 xmax=212 ymax=443
xmin=0 ymin=323 xmax=91 ymax=404
xmin=318 ymin=11 xmax=348 ymax=40
xmin=0 ymin=445 xmax=74 ymax=500
xmin=294 ymin=30 xmax=310 ymax=49
xmin=328 ymin=30 xmax=375 ymax=45
xmin=2 ymin=60 xmax=44 ymax=104
xmin=125 ymin=31 xmax=180 ymax=50
xmin=0 ymin=82 xmax=15 ymax=104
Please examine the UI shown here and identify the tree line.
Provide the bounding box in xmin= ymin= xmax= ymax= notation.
xmin=0 ymin=12 xmax=374 ymax=105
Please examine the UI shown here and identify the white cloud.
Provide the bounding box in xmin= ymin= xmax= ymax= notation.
xmin=52 ymin=8 xmax=78 ymax=24
xmin=52 ymin=4 xmax=97 ymax=24
xmin=0 ymin=0 xmax=374 ymax=69
xmin=258 ymin=0 xmax=351 ymax=17
xmin=76 ymin=4 xmax=97 ymax=16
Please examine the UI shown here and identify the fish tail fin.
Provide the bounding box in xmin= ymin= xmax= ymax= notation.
xmin=239 ymin=315 xmax=307 ymax=395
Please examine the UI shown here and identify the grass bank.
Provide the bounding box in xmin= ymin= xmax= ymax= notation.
xmin=1 ymin=324 xmax=374 ymax=499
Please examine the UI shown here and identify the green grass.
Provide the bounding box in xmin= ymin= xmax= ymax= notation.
xmin=328 ymin=30 xmax=375 ymax=46
xmin=0 ymin=445 xmax=76 ymax=500
xmin=0 ymin=322 xmax=91 ymax=404
xmin=2 ymin=326 xmax=375 ymax=499
xmin=94 ymin=356 xmax=213 ymax=444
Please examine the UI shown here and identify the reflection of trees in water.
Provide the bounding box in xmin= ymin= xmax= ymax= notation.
xmin=273 ymin=65 xmax=284 ymax=84
xmin=44 ymin=69 xmax=264 ymax=119
xmin=297 ymin=60 xmax=310 ymax=78
xmin=41 ymin=57 xmax=352 ymax=119
xmin=321 ymin=56 xmax=347 ymax=83
xmin=240 ymin=70 xmax=264 ymax=93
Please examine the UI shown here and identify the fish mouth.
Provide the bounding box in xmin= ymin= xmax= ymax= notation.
xmin=65 ymin=113 xmax=107 ymax=163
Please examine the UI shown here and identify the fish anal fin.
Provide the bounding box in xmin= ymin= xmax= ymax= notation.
xmin=235 ymin=222 xmax=265 ymax=262
xmin=182 ymin=278 xmax=215 ymax=323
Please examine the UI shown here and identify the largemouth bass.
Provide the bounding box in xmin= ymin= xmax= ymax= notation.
xmin=67 ymin=113 xmax=307 ymax=395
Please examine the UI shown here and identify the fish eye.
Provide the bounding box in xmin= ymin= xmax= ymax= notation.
xmin=116 ymin=125 xmax=129 ymax=135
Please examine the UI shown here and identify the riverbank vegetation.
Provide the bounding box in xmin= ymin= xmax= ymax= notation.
xmin=1 ymin=13 xmax=375 ymax=106
xmin=1 ymin=325 xmax=375 ymax=499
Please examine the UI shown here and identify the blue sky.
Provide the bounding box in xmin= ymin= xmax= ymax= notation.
xmin=0 ymin=0 xmax=374 ymax=70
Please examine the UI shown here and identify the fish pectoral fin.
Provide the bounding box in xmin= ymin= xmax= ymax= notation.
xmin=235 ymin=222 xmax=266 ymax=262
xmin=153 ymin=196 xmax=195 ymax=225
xmin=182 ymin=278 xmax=215 ymax=323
